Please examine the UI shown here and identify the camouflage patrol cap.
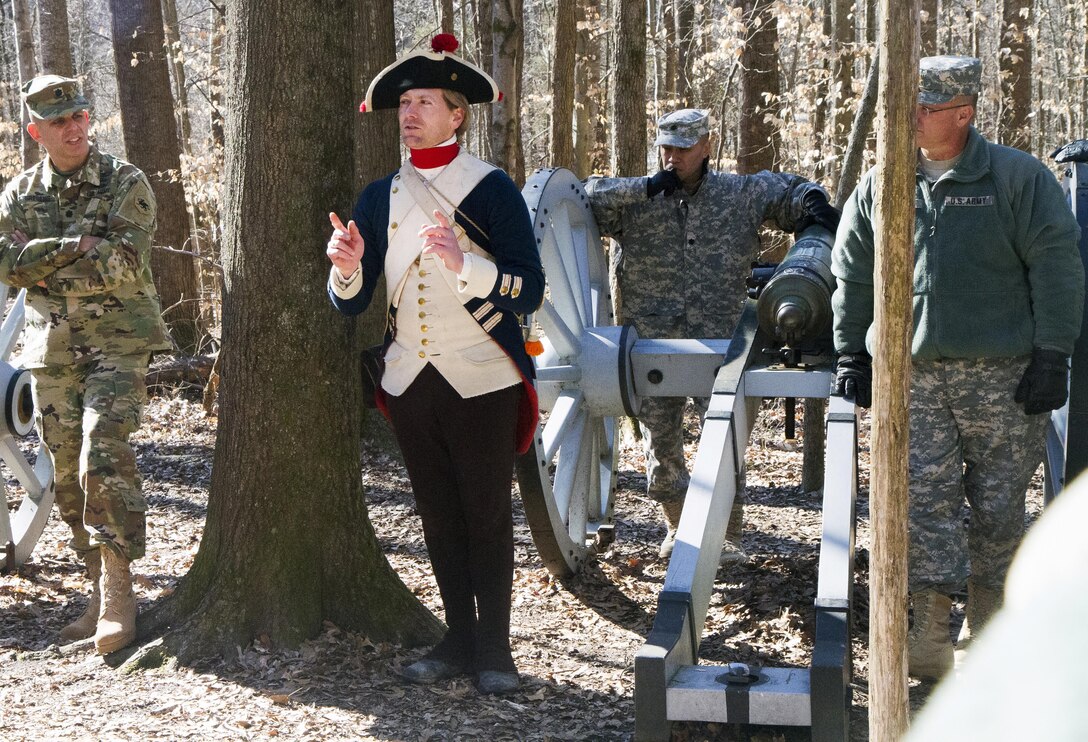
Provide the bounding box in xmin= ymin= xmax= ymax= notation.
xmin=21 ymin=75 xmax=90 ymax=119
xmin=918 ymin=56 xmax=981 ymax=105
xmin=654 ymin=108 xmax=711 ymax=148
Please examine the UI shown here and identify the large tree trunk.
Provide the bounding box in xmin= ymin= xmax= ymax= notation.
xmin=109 ymin=0 xmax=206 ymax=354
xmin=674 ymin=0 xmax=694 ymax=106
xmin=612 ymin=0 xmax=646 ymax=177
xmin=437 ymin=0 xmax=454 ymax=33
xmin=1 ymin=6 xmax=22 ymax=154
xmin=491 ymin=0 xmax=525 ymax=184
xmin=813 ymin=0 xmax=831 ymax=182
xmin=869 ymin=0 xmax=918 ymax=737
xmin=573 ymin=0 xmax=604 ymax=178
xmin=549 ymin=0 xmax=576 ymax=171
xmin=139 ymin=0 xmax=442 ymax=662
xmin=999 ymin=0 xmax=1032 ymax=151
xmin=352 ymin=0 xmax=397 ymax=426
xmin=473 ymin=0 xmax=493 ymax=162
xmin=38 ymin=0 xmax=75 ymax=76
xmin=831 ymin=0 xmax=854 ymax=161
xmin=735 ymin=0 xmax=781 ymax=176
xmin=11 ymin=0 xmax=38 ymax=169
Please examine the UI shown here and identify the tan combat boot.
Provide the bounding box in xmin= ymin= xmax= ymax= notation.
xmin=908 ymin=589 xmax=953 ymax=680
xmin=94 ymin=547 xmax=137 ymax=655
xmin=59 ymin=550 xmax=102 ymax=642
xmin=954 ymin=577 xmax=1001 ymax=668
xmin=658 ymin=500 xmax=684 ymax=558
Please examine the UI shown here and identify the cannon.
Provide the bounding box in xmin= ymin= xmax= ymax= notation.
xmin=516 ymin=167 xmax=857 ymax=740
xmin=0 ymin=284 xmax=56 ymax=572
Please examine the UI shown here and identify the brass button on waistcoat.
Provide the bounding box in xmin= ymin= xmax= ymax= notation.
xmin=421 ymin=338 xmax=429 ymax=346
xmin=420 ymin=324 xmax=429 ymax=332
xmin=418 ymin=311 xmax=426 ymax=319
xmin=418 ymin=283 xmax=426 ymax=290
xmin=418 ymin=297 xmax=426 ymax=305
xmin=418 ymin=351 xmax=426 ymax=358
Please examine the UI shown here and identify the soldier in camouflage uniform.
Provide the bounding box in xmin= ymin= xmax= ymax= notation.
xmin=584 ymin=109 xmax=839 ymax=561
xmin=0 ymin=75 xmax=170 ymax=654
xmin=831 ymin=56 xmax=1084 ymax=680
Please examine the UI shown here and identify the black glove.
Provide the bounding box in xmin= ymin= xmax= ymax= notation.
xmin=833 ymin=352 xmax=872 ymax=408
xmin=1051 ymin=139 xmax=1088 ymax=163
xmin=1015 ymin=348 xmax=1070 ymax=415
xmin=646 ymin=169 xmax=682 ymax=199
xmin=796 ymin=189 xmax=841 ymax=234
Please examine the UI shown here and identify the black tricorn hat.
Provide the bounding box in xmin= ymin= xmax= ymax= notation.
xmin=361 ymin=34 xmax=501 ymax=112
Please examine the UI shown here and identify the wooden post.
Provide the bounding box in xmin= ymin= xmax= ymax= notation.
xmin=869 ymin=1 xmax=918 ymax=740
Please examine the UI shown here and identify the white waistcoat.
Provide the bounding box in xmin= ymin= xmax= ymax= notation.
xmin=380 ymin=154 xmax=521 ymax=398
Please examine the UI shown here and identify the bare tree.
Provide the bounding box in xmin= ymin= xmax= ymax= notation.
xmin=138 ymin=0 xmax=442 ymax=662
xmin=108 ymin=0 xmax=205 ymax=354
xmin=999 ymin=0 xmax=1032 ymax=151
xmin=831 ymin=0 xmax=854 ymax=159
xmin=11 ymin=0 xmax=38 ymax=168
xmin=674 ymin=0 xmax=694 ymax=105
xmin=38 ymin=0 xmax=75 ymax=76
xmin=573 ymin=0 xmax=605 ymax=178
xmin=920 ymin=0 xmax=937 ymax=57
xmin=491 ymin=0 xmax=525 ymax=184
xmin=735 ymin=0 xmax=782 ymax=176
xmin=549 ymin=0 xmax=576 ymax=171
xmin=439 ymin=0 xmax=454 ymax=34
xmin=473 ymin=0 xmax=493 ymax=163
xmin=612 ymin=0 xmax=646 ymax=176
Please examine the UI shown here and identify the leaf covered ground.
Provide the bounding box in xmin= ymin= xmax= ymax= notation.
xmin=0 ymin=391 xmax=1045 ymax=740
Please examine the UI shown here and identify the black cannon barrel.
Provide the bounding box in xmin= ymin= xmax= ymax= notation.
xmin=755 ymin=224 xmax=837 ymax=348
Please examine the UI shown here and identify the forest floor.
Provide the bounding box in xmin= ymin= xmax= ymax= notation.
xmin=0 ymin=386 xmax=1046 ymax=741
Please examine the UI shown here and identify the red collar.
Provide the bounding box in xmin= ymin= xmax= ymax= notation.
xmin=410 ymin=142 xmax=460 ymax=169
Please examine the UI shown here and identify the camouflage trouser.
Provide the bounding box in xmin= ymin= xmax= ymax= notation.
xmin=630 ymin=314 xmax=744 ymax=529
xmin=908 ymin=357 xmax=1047 ymax=593
xmin=30 ymin=354 xmax=150 ymax=561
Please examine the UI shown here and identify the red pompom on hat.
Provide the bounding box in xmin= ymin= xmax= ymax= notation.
xmin=431 ymin=33 xmax=459 ymax=54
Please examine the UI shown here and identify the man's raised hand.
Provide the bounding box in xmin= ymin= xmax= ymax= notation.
xmin=419 ymin=210 xmax=464 ymax=274
xmin=327 ymin=212 xmax=364 ymax=276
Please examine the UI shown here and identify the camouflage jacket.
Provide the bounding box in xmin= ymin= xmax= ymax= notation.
xmin=584 ymin=170 xmax=821 ymax=336
xmin=0 ymin=146 xmax=170 ymax=367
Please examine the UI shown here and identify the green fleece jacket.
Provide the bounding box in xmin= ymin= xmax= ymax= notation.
xmin=832 ymin=127 xmax=1084 ymax=359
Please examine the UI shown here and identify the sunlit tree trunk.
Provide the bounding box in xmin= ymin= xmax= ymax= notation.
xmin=612 ymin=0 xmax=646 ymax=176
xmin=491 ymin=0 xmax=525 ymax=184
xmin=11 ymin=0 xmax=38 ymax=168
xmin=109 ymin=0 xmax=205 ymax=354
xmin=549 ymin=0 xmax=576 ymax=171
xmin=38 ymin=0 xmax=75 ymax=77
xmin=139 ymin=0 xmax=442 ymax=662
xmin=999 ymin=0 xmax=1032 ymax=151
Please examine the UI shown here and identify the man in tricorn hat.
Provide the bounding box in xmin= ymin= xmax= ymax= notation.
xmin=0 ymin=75 xmax=170 ymax=653
xmin=831 ymin=55 xmax=1084 ymax=680
xmin=584 ymin=108 xmax=840 ymax=563
xmin=325 ymin=34 xmax=544 ymax=695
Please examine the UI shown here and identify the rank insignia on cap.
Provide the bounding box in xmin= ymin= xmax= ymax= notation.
xmin=360 ymin=34 xmax=501 ymax=113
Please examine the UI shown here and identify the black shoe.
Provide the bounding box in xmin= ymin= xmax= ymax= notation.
xmin=474 ymin=670 xmax=520 ymax=695
xmin=400 ymin=658 xmax=467 ymax=684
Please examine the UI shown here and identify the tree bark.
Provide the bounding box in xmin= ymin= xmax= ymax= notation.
xmin=573 ymin=0 xmax=604 ymax=178
xmin=473 ymin=0 xmax=493 ymax=162
xmin=813 ymin=0 xmax=831 ymax=182
xmin=674 ymin=0 xmax=694 ymax=106
xmin=612 ymin=0 xmax=646 ymax=177
xmin=140 ymin=0 xmax=442 ymax=661
xmin=491 ymin=0 xmax=525 ymax=184
xmin=870 ymin=0 xmax=918 ymax=737
xmin=38 ymin=0 xmax=75 ymax=77
xmin=834 ymin=56 xmax=880 ymax=206
xmin=999 ymin=0 xmax=1032 ymax=151
xmin=1 ymin=5 xmax=21 ymax=148
xmin=352 ymin=0 xmax=397 ymax=415
xmin=549 ymin=0 xmax=576 ymax=171
xmin=831 ymin=0 xmax=854 ymax=160
xmin=11 ymin=0 xmax=38 ymax=169
xmin=109 ymin=0 xmax=205 ymax=355
xmin=919 ymin=0 xmax=937 ymax=58
xmin=439 ymin=0 xmax=454 ymax=34
xmin=735 ymin=0 xmax=781 ymax=176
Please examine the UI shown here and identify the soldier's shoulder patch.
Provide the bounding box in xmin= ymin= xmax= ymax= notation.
xmin=112 ymin=177 xmax=156 ymax=232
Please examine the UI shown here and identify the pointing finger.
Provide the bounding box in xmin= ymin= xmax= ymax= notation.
xmin=329 ymin=212 xmax=347 ymax=232
xmin=433 ymin=210 xmax=451 ymax=229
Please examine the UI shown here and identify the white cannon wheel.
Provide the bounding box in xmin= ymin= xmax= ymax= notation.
xmin=0 ymin=285 xmax=55 ymax=572
xmin=517 ymin=168 xmax=619 ymax=577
